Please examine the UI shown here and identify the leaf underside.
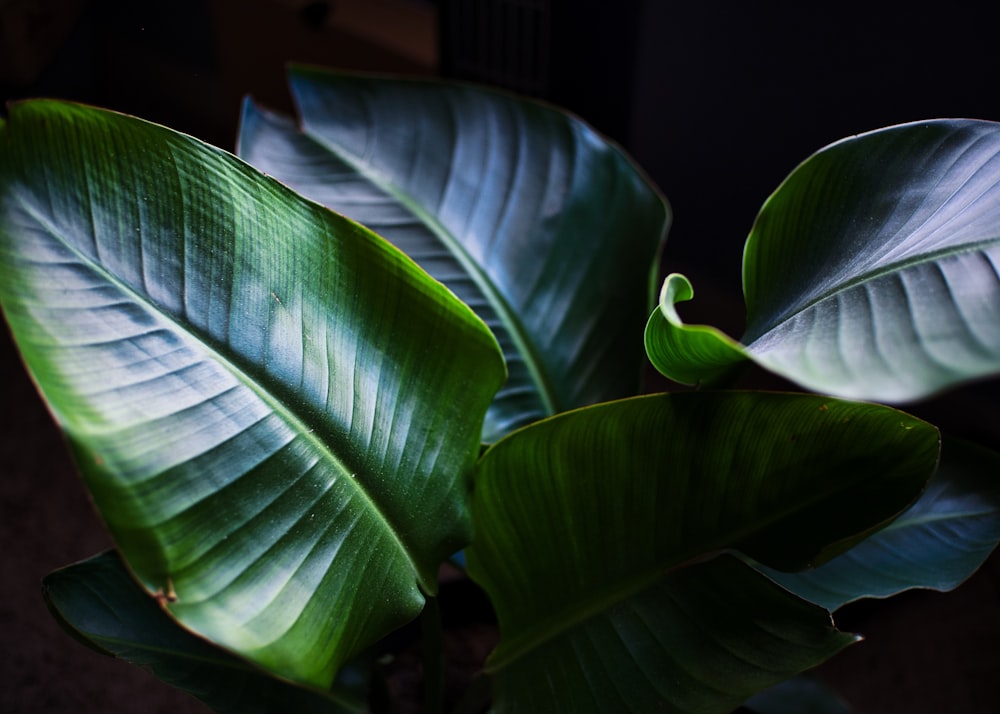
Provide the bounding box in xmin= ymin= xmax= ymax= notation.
xmin=648 ymin=119 xmax=1000 ymax=402
xmin=759 ymin=438 xmax=1000 ymax=610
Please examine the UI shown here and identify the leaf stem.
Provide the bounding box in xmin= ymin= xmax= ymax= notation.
xmin=421 ymin=596 xmax=444 ymax=714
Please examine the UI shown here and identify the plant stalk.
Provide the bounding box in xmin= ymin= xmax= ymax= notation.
xmin=421 ymin=595 xmax=445 ymax=713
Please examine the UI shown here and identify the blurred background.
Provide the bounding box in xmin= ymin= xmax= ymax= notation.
xmin=2 ymin=1 xmax=999 ymax=711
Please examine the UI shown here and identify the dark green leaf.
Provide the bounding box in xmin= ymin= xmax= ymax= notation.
xmin=758 ymin=438 xmax=1000 ymax=610
xmin=466 ymin=392 xmax=938 ymax=712
xmin=0 ymin=100 xmax=505 ymax=687
xmin=44 ymin=551 xmax=366 ymax=713
xmin=486 ymin=555 xmax=855 ymax=714
xmin=238 ymin=67 xmax=669 ymax=440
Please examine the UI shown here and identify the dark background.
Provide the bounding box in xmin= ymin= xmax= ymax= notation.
xmin=2 ymin=1 xmax=999 ymax=711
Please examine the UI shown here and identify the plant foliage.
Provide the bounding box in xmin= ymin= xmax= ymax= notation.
xmin=238 ymin=67 xmax=669 ymax=442
xmin=2 ymin=68 xmax=999 ymax=713
xmin=0 ymin=98 xmax=505 ymax=687
xmin=466 ymin=392 xmax=937 ymax=712
xmin=646 ymin=119 xmax=1000 ymax=402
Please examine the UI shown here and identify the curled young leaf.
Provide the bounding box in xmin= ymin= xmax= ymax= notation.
xmin=644 ymin=272 xmax=748 ymax=386
xmin=648 ymin=120 xmax=1000 ymax=402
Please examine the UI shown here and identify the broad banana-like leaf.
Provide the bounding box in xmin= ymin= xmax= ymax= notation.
xmin=758 ymin=438 xmax=1000 ymax=610
xmin=237 ymin=66 xmax=670 ymax=441
xmin=44 ymin=551 xmax=366 ymax=713
xmin=466 ymin=392 xmax=939 ymax=712
xmin=0 ymin=101 xmax=505 ymax=687
xmin=647 ymin=120 xmax=1000 ymax=402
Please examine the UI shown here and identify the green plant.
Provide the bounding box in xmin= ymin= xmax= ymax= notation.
xmin=2 ymin=66 xmax=998 ymax=713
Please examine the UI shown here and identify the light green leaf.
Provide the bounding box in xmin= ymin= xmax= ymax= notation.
xmin=0 ymin=100 xmax=505 ymax=687
xmin=644 ymin=272 xmax=748 ymax=386
xmin=758 ymin=438 xmax=1000 ymax=610
xmin=648 ymin=120 xmax=1000 ymax=401
xmin=44 ymin=551 xmax=366 ymax=713
xmin=466 ymin=392 xmax=939 ymax=712
xmin=238 ymin=67 xmax=669 ymax=441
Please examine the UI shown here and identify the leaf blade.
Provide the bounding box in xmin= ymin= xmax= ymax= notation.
xmin=758 ymin=438 xmax=1000 ymax=610
xmin=44 ymin=551 xmax=366 ymax=714
xmin=488 ymin=556 xmax=856 ymax=714
xmin=0 ymin=99 xmax=505 ymax=686
xmin=466 ymin=392 xmax=939 ymax=710
xmin=239 ymin=68 xmax=669 ymax=440
xmin=646 ymin=120 xmax=1000 ymax=400
xmin=744 ymin=119 xmax=1000 ymax=401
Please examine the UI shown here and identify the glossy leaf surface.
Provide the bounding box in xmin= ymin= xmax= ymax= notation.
xmin=759 ymin=438 xmax=1000 ymax=610
xmin=466 ymin=392 xmax=939 ymax=712
xmin=238 ymin=67 xmax=669 ymax=441
xmin=0 ymin=101 xmax=505 ymax=687
xmin=644 ymin=272 xmax=747 ymax=386
xmin=648 ymin=120 xmax=1000 ymax=402
xmin=44 ymin=551 xmax=365 ymax=713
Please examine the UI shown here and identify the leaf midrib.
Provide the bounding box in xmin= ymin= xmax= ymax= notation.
xmin=878 ymin=506 xmax=1000 ymax=533
xmin=746 ymin=235 xmax=1000 ymax=345
xmin=297 ymin=122 xmax=560 ymax=417
xmin=14 ymin=187 xmax=424 ymax=588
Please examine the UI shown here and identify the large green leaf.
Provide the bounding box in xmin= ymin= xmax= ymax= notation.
xmin=757 ymin=438 xmax=1000 ymax=610
xmin=44 ymin=551 xmax=366 ymax=713
xmin=0 ymin=101 xmax=505 ymax=687
xmin=483 ymin=554 xmax=855 ymax=714
xmin=647 ymin=120 xmax=1000 ymax=401
xmin=465 ymin=392 xmax=939 ymax=712
xmin=237 ymin=67 xmax=670 ymax=441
